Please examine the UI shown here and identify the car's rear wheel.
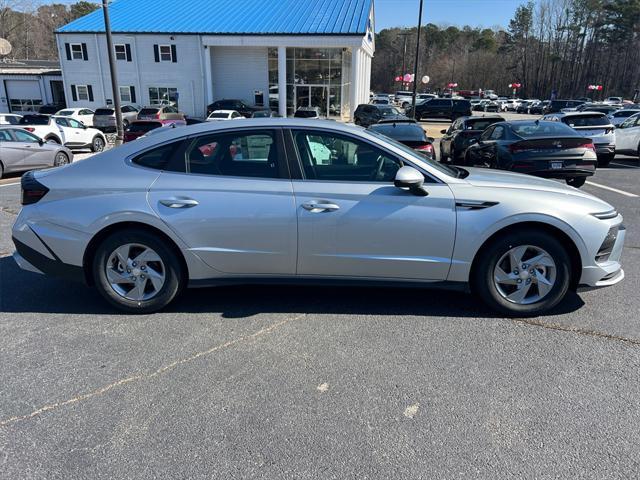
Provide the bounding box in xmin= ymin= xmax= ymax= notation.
xmin=53 ymin=151 xmax=70 ymax=167
xmin=92 ymin=136 xmax=105 ymax=153
xmin=92 ymin=229 xmax=184 ymax=313
xmin=566 ymin=177 xmax=586 ymax=188
xmin=472 ymin=230 xmax=571 ymax=316
xmin=0 ymin=162 xmax=4 ymax=179
xmin=45 ymin=135 xmax=61 ymax=144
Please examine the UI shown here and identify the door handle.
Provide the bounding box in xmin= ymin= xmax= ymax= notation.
xmin=159 ymin=198 xmax=199 ymax=208
xmin=302 ymin=201 xmax=340 ymax=212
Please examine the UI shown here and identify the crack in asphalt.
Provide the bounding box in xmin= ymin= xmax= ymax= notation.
xmin=0 ymin=313 xmax=307 ymax=428
xmin=0 ymin=207 xmax=18 ymax=217
xmin=512 ymin=317 xmax=640 ymax=346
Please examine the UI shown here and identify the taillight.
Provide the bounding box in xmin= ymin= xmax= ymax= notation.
xmin=415 ymin=144 xmax=434 ymax=153
xmin=21 ymin=171 xmax=49 ymax=205
xmin=580 ymin=141 xmax=596 ymax=152
xmin=24 ymin=127 xmax=35 ymax=132
xmin=509 ymin=143 xmax=532 ymax=153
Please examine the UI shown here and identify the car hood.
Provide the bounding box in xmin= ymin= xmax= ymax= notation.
xmin=462 ymin=167 xmax=607 ymax=202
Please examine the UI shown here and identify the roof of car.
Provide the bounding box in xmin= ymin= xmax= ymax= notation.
xmin=549 ymin=111 xmax=607 ymax=117
xmin=210 ymin=110 xmax=237 ymax=114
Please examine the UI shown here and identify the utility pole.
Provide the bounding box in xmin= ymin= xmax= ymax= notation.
xmin=399 ymin=33 xmax=408 ymax=90
xmin=102 ymin=0 xmax=123 ymax=145
xmin=410 ymin=0 xmax=424 ymax=118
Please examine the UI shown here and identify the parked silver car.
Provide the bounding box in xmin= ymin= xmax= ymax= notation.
xmin=0 ymin=126 xmax=72 ymax=179
xmin=93 ymin=104 xmax=141 ymax=132
xmin=12 ymin=119 xmax=624 ymax=315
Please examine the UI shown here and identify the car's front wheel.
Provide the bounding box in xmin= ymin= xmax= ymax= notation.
xmin=472 ymin=230 xmax=572 ymax=316
xmin=92 ymin=229 xmax=184 ymax=313
xmin=53 ymin=151 xmax=70 ymax=167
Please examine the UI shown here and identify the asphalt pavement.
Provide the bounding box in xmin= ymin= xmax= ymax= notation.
xmin=1 ymin=119 xmax=639 ymax=479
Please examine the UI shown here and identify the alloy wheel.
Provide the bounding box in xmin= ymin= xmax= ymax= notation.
xmin=493 ymin=245 xmax=557 ymax=305
xmin=105 ymin=243 xmax=166 ymax=301
xmin=93 ymin=137 xmax=105 ymax=152
xmin=54 ymin=152 xmax=69 ymax=166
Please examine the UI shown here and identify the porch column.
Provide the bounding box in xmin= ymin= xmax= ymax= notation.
xmin=350 ymin=47 xmax=361 ymax=120
xmin=278 ymin=46 xmax=287 ymax=117
xmin=204 ymin=46 xmax=213 ymax=105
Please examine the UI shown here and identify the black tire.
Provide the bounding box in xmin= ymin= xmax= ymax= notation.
xmin=123 ymin=119 xmax=130 ymax=128
xmin=92 ymin=135 xmax=105 ymax=153
xmin=472 ymin=230 xmax=572 ymax=316
xmin=597 ymin=153 xmax=614 ymax=167
xmin=439 ymin=144 xmax=448 ymax=163
xmin=566 ymin=177 xmax=586 ymax=188
xmin=45 ymin=135 xmax=61 ymax=144
xmin=53 ymin=151 xmax=70 ymax=167
xmin=92 ymin=229 xmax=184 ymax=313
xmin=0 ymin=161 xmax=4 ymax=180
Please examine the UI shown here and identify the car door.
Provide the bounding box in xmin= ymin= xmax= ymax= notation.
xmin=615 ymin=115 xmax=640 ymax=152
xmin=289 ymin=128 xmax=456 ymax=280
xmin=66 ymin=118 xmax=93 ymax=145
xmin=442 ymin=119 xmax=461 ymax=156
xmin=53 ymin=117 xmax=75 ymax=145
xmin=0 ymin=128 xmax=49 ymax=171
xmin=147 ymin=128 xmax=297 ymax=275
xmin=468 ymin=125 xmax=500 ymax=165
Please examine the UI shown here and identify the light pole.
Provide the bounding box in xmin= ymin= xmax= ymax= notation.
xmin=102 ymin=0 xmax=123 ymax=145
xmin=410 ymin=0 xmax=424 ymax=118
xmin=398 ymin=32 xmax=409 ymax=90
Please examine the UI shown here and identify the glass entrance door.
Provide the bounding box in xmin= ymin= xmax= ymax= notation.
xmin=295 ymin=85 xmax=329 ymax=117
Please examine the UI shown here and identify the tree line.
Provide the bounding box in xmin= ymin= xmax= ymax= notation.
xmin=371 ymin=0 xmax=640 ymax=100
xmin=0 ymin=1 xmax=98 ymax=60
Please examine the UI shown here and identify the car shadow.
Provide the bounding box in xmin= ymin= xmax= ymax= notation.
xmin=0 ymin=256 xmax=586 ymax=318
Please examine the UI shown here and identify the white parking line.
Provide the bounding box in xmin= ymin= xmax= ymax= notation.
xmin=0 ymin=182 xmax=19 ymax=188
xmin=586 ymin=181 xmax=639 ymax=198
xmin=610 ymin=162 xmax=640 ymax=169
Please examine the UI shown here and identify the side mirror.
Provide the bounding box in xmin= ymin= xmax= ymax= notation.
xmin=38 ymin=138 xmax=44 ymax=146
xmin=394 ymin=166 xmax=428 ymax=196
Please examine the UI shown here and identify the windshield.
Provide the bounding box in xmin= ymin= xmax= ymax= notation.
xmin=467 ymin=119 xmax=502 ymax=130
xmin=562 ymin=115 xmax=609 ymax=127
xmin=57 ymin=110 xmax=73 ymax=116
xmin=19 ymin=115 xmax=49 ymax=125
xmin=613 ymin=110 xmax=638 ymax=118
xmin=94 ymin=108 xmax=114 ymax=116
xmin=139 ymin=108 xmax=160 ymax=116
xmin=366 ymin=129 xmax=458 ymax=178
xmin=512 ymin=122 xmax=577 ymax=137
xmin=294 ymin=110 xmax=318 ymax=118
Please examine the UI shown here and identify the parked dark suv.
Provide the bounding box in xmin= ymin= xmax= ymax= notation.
xmin=409 ymin=98 xmax=472 ymax=121
xmin=439 ymin=115 xmax=505 ymax=163
xmin=544 ymin=99 xmax=585 ymax=114
xmin=206 ymin=99 xmax=260 ymax=118
xmin=354 ymin=104 xmax=408 ymax=127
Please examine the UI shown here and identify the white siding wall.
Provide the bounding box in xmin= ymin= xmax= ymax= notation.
xmin=210 ymin=47 xmax=268 ymax=105
xmin=56 ymin=33 xmax=207 ymax=117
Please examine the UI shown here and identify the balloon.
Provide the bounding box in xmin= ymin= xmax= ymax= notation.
xmin=422 ymin=75 xmax=430 ymax=84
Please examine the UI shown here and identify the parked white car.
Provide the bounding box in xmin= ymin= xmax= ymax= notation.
xmin=206 ymin=110 xmax=245 ymax=121
xmin=604 ymin=97 xmax=623 ymax=105
xmin=0 ymin=113 xmax=22 ymax=125
xmin=55 ymin=107 xmax=95 ymax=127
xmin=18 ymin=114 xmax=107 ymax=152
xmin=614 ymin=112 xmax=640 ymax=157
xmin=542 ymin=111 xmax=616 ymax=166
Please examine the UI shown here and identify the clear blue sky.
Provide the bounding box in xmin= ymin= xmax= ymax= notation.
xmin=375 ymin=0 xmax=524 ymax=31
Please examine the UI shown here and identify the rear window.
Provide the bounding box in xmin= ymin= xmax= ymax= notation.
xmin=132 ymin=141 xmax=182 ymax=170
xmin=378 ymin=106 xmax=401 ymax=116
xmin=19 ymin=115 xmax=49 ymax=125
xmin=395 ymin=91 xmax=413 ymax=97
xmin=511 ymin=122 xmax=577 ymax=137
xmin=126 ymin=121 xmax=162 ymax=132
xmin=95 ymin=108 xmax=114 ymax=116
xmin=209 ymin=112 xmax=229 ymax=119
xmin=294 ymin=110 xmax=318 ymax=118
xmin=57 ymin=110 xmax=73 ymax=116
xmin=613 ymin=110 xmax=638 ymax=118
xmin=562 ymin=115 xmax=609 ymax=127
xmin=369 ymin=123 xmax=426 ymax=141
xmin=139 ymin=108 xmax=160 ymax=116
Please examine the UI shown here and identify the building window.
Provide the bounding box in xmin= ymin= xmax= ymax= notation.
xmin=9 ymin=98 xmax=43 ymax=113
xmin=76 ymin=85 xmax=90 ymax=101
xmin=148 ymin=87 xmax=178 ymax=106
xmin=115 ymin=44 xmax=127 ymax=60
xmin=119 ymin=86 xmax=132 ymax=103
xmin=71 ymin=43 xmax=84 ymax=60
xmin=159 ymin=45 xmax=172 ymax=62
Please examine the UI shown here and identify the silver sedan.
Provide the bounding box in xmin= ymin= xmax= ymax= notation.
xmin=0 ymin=126 xmax=72 ymax=179
xmin=11 ymin=119 xmax=625 ymax=316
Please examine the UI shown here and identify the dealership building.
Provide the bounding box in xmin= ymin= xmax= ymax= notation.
xmin=55 ymin=0 xmax=375 ymax=119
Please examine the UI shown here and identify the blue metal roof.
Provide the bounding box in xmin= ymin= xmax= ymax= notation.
xmin=57 ymin=0 xmax=373 ymax=35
